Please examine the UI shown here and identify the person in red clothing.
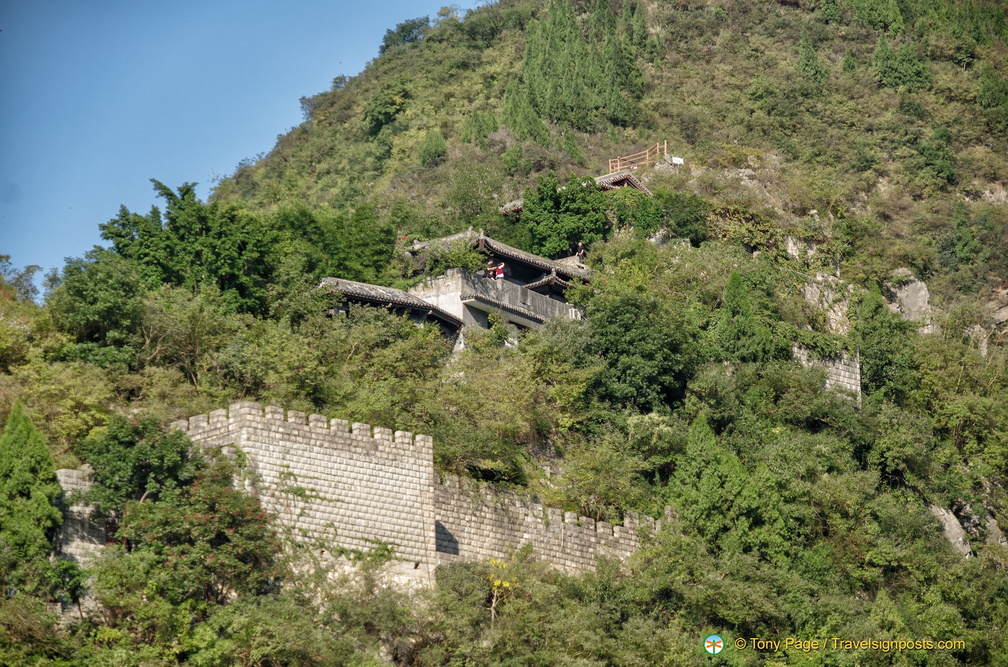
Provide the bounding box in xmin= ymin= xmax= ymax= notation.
xmin=495 ymin=262 xmax=505 ymax=280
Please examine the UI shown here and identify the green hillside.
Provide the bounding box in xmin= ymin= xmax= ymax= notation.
xmin=216 ymin=0 xmax=1008 ymax=300
xmin=2 ymin=0 xmax=1008 ymax=663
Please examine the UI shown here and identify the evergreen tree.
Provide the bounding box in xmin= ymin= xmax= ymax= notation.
xmin=0 ymin=404 xmax=62 ymax=561
xmin=518 ymin=0 xmax=642 ymax=131
xmin=591 ymin=0 xmax=616 ymax=39
xmin=886 ymin=0 xmax=904 ymax=35
xmin=872 ymin=38 xmax=931 ymax=91
xmin=715 ymin=273 xmax=787 ymax=363
xmin=502 ymin=80 xmax=548 ymax=144
xmin=628 ymin=0 xmax=647 ymax=51
xmin=460 ymin=110 xmax=499 ymax=147
xmin=418 ymin=129 xmax=448 ymax=167
xmin=842 ymin=50 xmax=857 ymax=73
xmin=797 ymin=31 xmax=829 ymax=84
xmin=872 ymin=36 xmax=897 ymax=83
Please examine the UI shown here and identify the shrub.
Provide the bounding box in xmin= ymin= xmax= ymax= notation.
xmin=0 ymin=404 xmax=62 ymax=561
xmin=418 ymin=130 xmax=448 ymax=167
xmin=872 ymin=38 xmax=931 ymax=91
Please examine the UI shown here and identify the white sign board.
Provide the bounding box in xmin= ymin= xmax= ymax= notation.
xmin=671 ymin=156 xmax=684 ymax=165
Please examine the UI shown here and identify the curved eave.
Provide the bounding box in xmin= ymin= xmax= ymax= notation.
xmin=320 ymin=277 xmax=463 ymax=329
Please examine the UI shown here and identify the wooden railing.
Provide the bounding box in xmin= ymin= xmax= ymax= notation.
xmin=608 ymin=141 xmax=667 ymax=173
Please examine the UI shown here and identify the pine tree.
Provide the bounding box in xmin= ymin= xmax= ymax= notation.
xmin=885 ymin=0 xmax=904 ymax=35
xmin=0 ymin=404 xmax=62 ymax=560
xmin=798 ymin=31 xmax=829 ymax=84
xmin=628 ymin=0 xmax=647 ymax=51
xmin=592 ymin=0 xmax=616 ymax=39
xmin=872 ymin=36 xmax=897 ymax=84
xmin=842 ymin=51 xmax=857 ymax=73
xmin=715 ymin=273 xmax=784 ymax=363
xmin=502 ymin=80 xmax=548 ymax=145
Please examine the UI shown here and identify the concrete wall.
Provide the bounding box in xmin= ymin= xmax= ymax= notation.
xmin=409 ymin=269 xmax=581 ymax=329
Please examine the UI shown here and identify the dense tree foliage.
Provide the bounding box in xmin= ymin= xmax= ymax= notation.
xmin=516 ymin=0 xmax=643 ymax=131
xmin=0 ymin=404 xmax=61 ymax=561
xmin=78 ymin=415 xmax=202 ymax=526
xmin=379 ymin=16 xmax=430 ymax=55
xmin=521 ymin=172 xmax=608 ymax=256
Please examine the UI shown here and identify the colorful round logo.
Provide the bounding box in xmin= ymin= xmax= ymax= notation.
xmin=704 ymin=634 xmax=724 ymax=655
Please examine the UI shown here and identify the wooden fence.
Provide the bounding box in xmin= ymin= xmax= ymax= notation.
xmin=608 ymin=141 xmax=667 ymax=173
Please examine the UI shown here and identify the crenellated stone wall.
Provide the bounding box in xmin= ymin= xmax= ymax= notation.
xmin=172 ymin=401 xmax=438 ymax=584
xmin=434 ymin=475 xmax=658 ymax=574
xmin=55 ymin=402 xmax=656 ymax=585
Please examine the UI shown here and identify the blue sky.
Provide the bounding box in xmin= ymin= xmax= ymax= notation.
xmin=0 ymin=0 xmax=481 ymax=278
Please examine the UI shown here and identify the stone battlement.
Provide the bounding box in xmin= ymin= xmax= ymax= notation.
xmin=435 ymin=475 xmax=659 ymax=575
xmin=171 ymin=401 xmax=431 ymax=466
xmin=58 ymin=402 xmax=657 ymax=585
xmin=174 ymin=402 xmax=651 ymax=583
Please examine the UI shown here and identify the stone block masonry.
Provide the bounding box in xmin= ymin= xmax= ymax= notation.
xmin=793 ymin=347 xmax=862 ymax=405
xmin=170 ymin=402 xmax=652 ymax=584
xmin=173 ymin=401 xmax=438 ymax=584
xmin=56 ymin=402 xmax=655 ymax=586
xmin=54 ymin=468 xmax=105 ymax=565
xmin=435 ymin=475 xmax=659 ymax=575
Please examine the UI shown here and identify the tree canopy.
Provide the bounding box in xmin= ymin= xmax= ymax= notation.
xmin=0 ymin=404 xmax=62 ymax=561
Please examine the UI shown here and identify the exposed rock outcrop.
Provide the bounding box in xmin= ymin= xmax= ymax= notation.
xmin=803 ymin=272 xmax=853 ymax=336
xmin=987 ymin=515 xmax=1007 ymax=548
xmin=928 ymin=505 xmax=973 ymax=557
xmin=887 ymin=268 xmax=936 ymax=334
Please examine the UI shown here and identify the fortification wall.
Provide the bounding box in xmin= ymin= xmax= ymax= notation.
xmin=434 ymin=475 xmax=657 ymax=574
xmin=172 ymin=401 xmax=437 ymax=584
xmin=54 ymin=468 xmax=104 ymax=565
xmin=793 ymin=347 xmax=862 ymax=404
xmin=55 ymin=402 xmax=657 ymax=585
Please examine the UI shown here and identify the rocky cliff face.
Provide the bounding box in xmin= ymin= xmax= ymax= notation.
xmin=887 ymin=268 xmax=936 ymax=334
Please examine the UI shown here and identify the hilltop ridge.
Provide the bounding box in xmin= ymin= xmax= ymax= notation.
xmin=215 ymin=0 xmax=1008 ymax=307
